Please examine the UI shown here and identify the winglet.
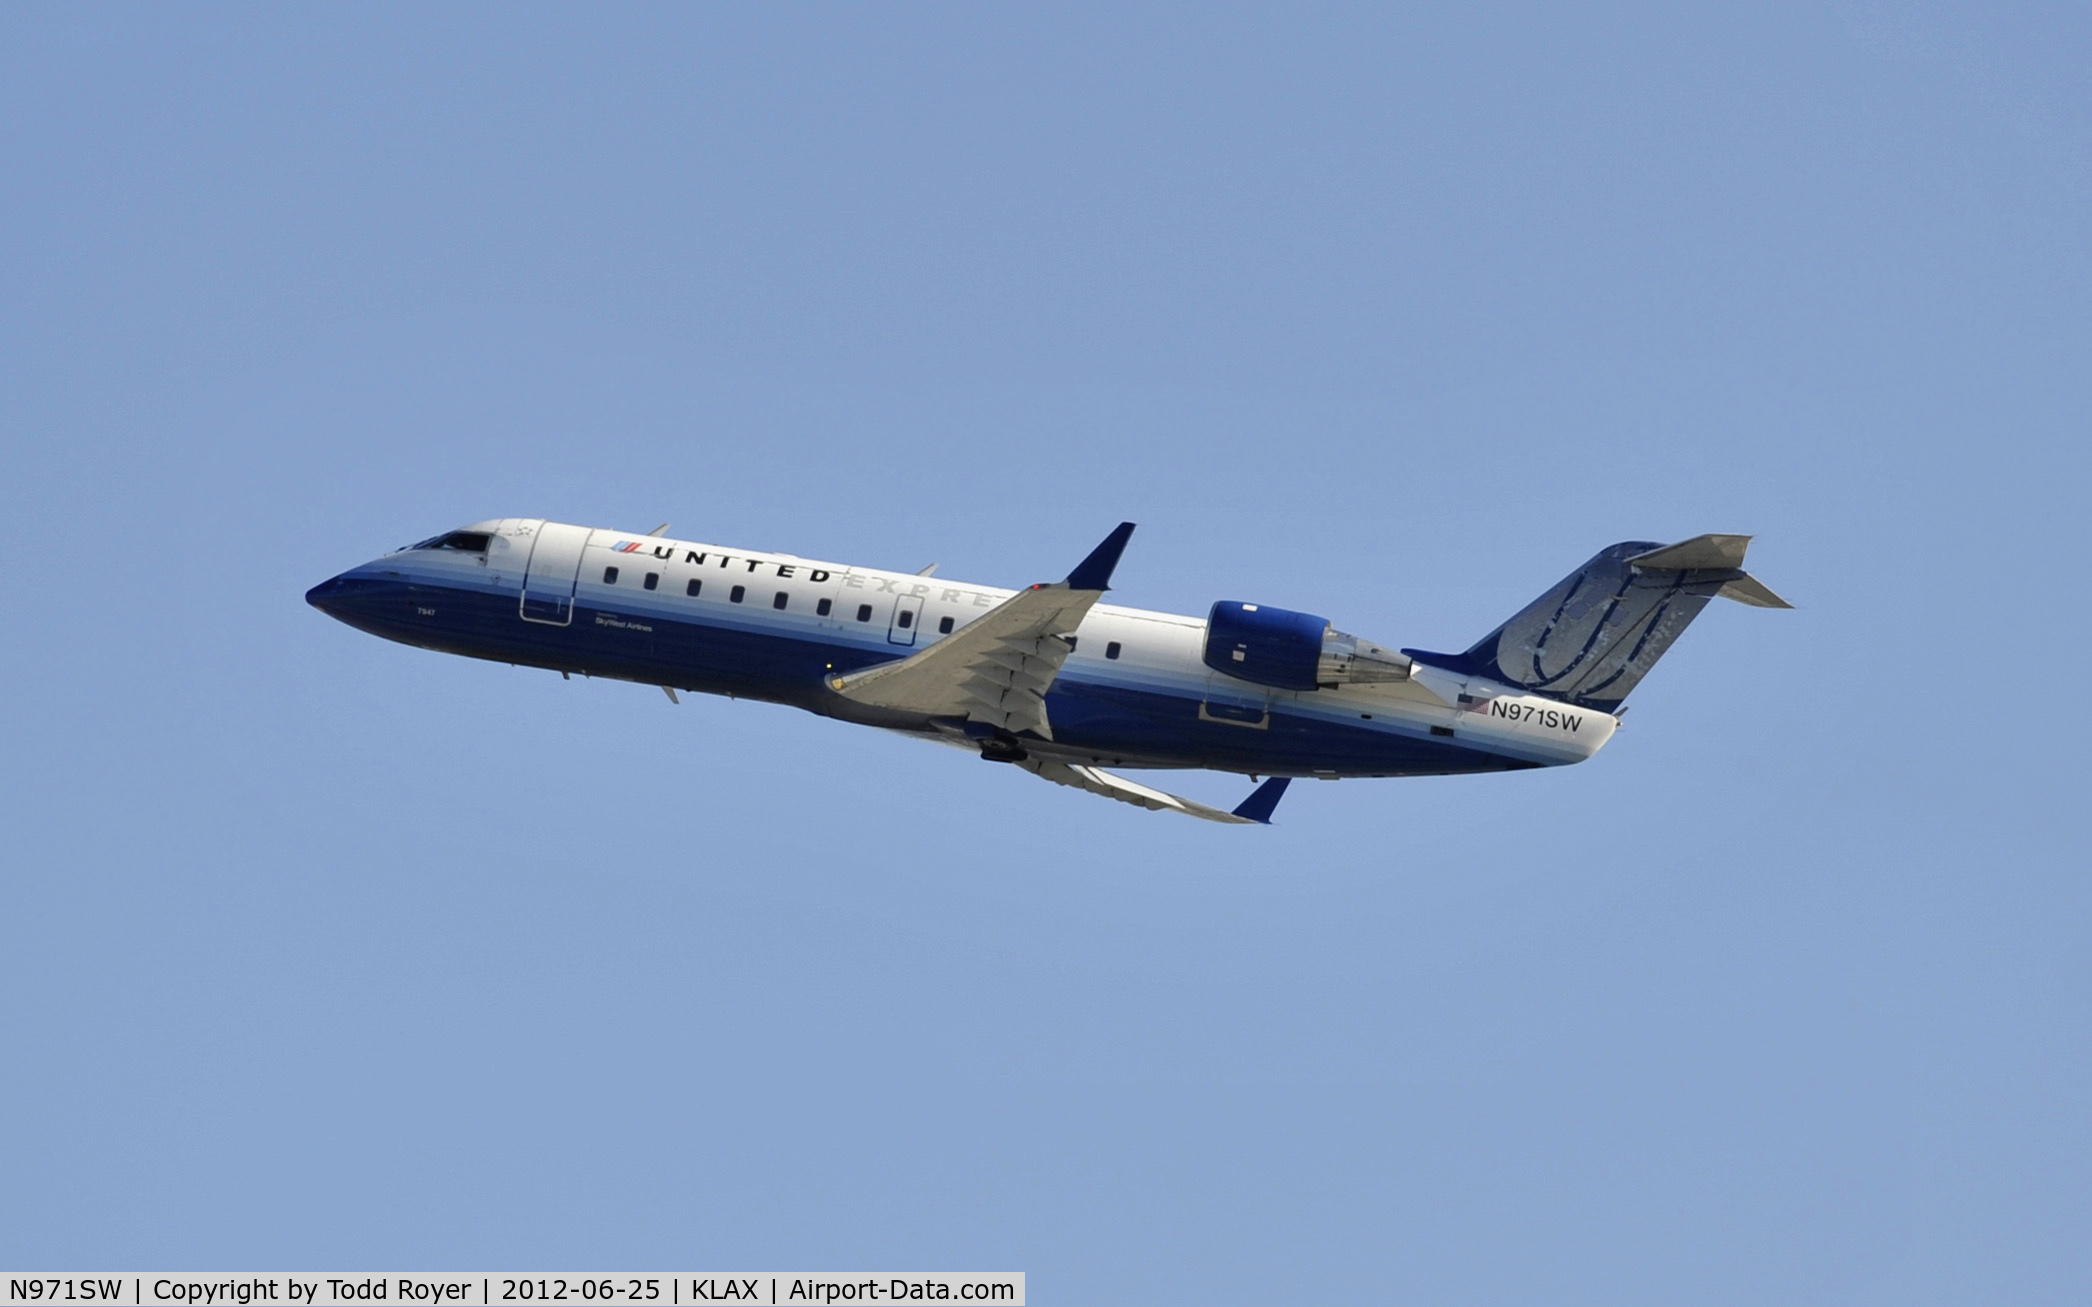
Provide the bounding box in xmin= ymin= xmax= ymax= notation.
xmin=1231 ymin=776 xmax=1291 ymax=825
xmin=1063 ymin=522 xmax=1137 ymax=592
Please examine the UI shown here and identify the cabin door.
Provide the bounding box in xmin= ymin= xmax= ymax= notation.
xmin=519 ymin=521 xmax=592 ymax=625
xmin=887 ymin=594 xmax=924 ymax=646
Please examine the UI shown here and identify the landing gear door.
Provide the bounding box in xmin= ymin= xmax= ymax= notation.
xmin=888 ymin=594 xmax=924 ymax=646
xmin=520 ymin=521 xmax=591 ymax=626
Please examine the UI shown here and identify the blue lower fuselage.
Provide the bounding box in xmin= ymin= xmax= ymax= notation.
xmin=308 ymin=529 xmax=1549 ymax=780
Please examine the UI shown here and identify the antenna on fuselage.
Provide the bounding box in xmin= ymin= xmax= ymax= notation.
xmin=647 ymin=523 xmax=670 ymax=537
xmin=916 ymin=563 xmax=939 ymax=576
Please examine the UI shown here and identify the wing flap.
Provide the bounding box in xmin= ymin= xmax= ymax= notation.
xmin=1015 ymin=759 xmax=1292 ymax=825
xmin=1020 ymin=759 xmax=1254 ymax=823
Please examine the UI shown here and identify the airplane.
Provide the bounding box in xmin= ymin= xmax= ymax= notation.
xmin=306 ymin=519 xmax=1788 ymax=825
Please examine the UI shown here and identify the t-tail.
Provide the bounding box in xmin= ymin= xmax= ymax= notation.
xmin=1410 ymin=535 xmax=1790 ymax=713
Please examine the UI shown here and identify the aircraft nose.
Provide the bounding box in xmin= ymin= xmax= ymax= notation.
xmin=306 ymin=567 xmax=398 ymax=627
xmin=305 ymin=574 xmax=349 ymax=614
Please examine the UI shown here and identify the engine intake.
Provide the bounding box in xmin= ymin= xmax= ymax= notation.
xmin=1203 ymin=601 xmax=1413 ymax=691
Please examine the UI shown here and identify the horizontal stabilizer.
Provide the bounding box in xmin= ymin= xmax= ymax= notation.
xmin=1629 ymin=533 xmax=1793 ymax=608
xmin=1626 ymin=534 xmax=1751 ymax=571
xmin=1715 ymin=574 xmax=1793 ymax=608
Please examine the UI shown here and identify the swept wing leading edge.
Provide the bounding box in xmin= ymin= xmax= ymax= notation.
xmin=828 ymin=523 xmax=1291 ymax=824
xmin=826 ymin=523 xmax=1135 ymax=740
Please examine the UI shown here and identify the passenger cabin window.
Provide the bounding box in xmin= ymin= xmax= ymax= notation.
xmin=856 ymin=604 xmax=873 ymax=622
xmin=644 ymin=572 xmax=659 ymax=591
xmin=817 ymin=598 xmax=833 ymax=616
xmin=938 ymin=616 xmax=954 ymax=634
xmin=412 ymin=531 xmax=491 ymax=553
xmin=897 ymin=610 xmax=914 ymax=629
xmin=773 ymin=591 xmax=789 ymax=610
xmin=1106 ymin=641 xmax=1122 ymax=660
xmin=686 ymin=578 xmax=702 ymax=597
xmin=730 ymin=585 xmax=746 ymax=604
xmin=603 ymin=566 xmax=620 ymax=585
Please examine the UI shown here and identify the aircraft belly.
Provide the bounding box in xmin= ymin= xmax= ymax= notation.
xmin=1040 ymin=680 xmax=1537 ymax=778
xmin=323 ymin=574 xmax=829 ymax=705
xmin=328 ymin=574 xmax=1596 ymax=778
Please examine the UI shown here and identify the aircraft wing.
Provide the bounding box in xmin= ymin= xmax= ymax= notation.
xmin=827 ymin=523 xmax=1135 ymax=740
xmin=1019 ymin=759 xmax=1292 ymax=825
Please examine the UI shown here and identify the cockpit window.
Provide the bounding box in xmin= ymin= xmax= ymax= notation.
xmin=410 ymin=531 xmax=492 ymax=553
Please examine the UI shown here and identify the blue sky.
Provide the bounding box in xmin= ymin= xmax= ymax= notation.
xmin=2 ymin=4 xmax=2087 ymax=1302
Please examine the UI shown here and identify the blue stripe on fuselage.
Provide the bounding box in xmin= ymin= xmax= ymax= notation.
xmin=306 ymin=564 xmax=1532 ymax=778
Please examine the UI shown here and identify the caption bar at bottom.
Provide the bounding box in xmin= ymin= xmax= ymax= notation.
xmin=2 ymin=1278 xmax=1022 ymax=1307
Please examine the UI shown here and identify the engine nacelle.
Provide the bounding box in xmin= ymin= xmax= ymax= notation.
xmin=1203 ymin=601 xmax=1413 ymax=691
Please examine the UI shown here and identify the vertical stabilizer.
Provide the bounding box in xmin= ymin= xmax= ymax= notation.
xmin=1447 ymin=536 xmax=1789 ymax=712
